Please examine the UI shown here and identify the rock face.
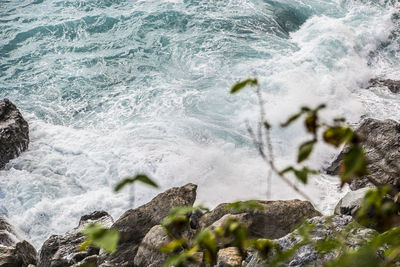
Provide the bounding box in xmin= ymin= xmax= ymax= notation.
xmin=216 ymin=247 xmax=242 ymax=267
xmin=369 ymin=78 xmax=400 ymax=93
xmin=248 ymin=215 xmax=377 ymax=267
xmin=0 ymin=217 xmax=37 ymax=267
xmin=334 ymin=188 xmax=371 ymax=216
xmin=0 ymin=217 xmax=20 ymax=247
xmin=200 ymin=200 xmax=321 ymax=239
xmin=133 ymin=225 xmax=170 ymax=267
xmin=327 ymin=118 xmax=400 ymax=191
xmin=100 ymin=183 xmax=197 ymax=266
xmin=38 ymin=211 xmax=113 ymax=267
xmin=0 ymin=99 xmax=29 ymax=169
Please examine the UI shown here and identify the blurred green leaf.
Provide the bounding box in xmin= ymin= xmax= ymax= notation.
xmin=298 ymin=140 xmax=315 ymax=163
xmin=114 ymin=174 xmax=158 ymax=192
xmin=230 ymin=78 xmax=258 ymax=94
xmin=305 ymin=113 xmax=318 ymax=135
xmin=225 ymin=200 xmax=264 ymax=212
xmin=316 ymin=239 xmax=341 ymax=252
xmin=162 ymin=206 xmax=208 ymax=234
xmin=279 ymin=166 xmax=318 ymax=184
xmin=194 ymin=229 xmax=218 ymax=264
xmin=161 ymin=238 xmax=187 ymax=253
xmin=164 ymin=245 xmax=199 ymax=267
xmin=323 ymin=127 xmax=354 ymax=147
xmin=281 ymin=112 xmax=303 ymax=127
xmin=340 ymin=145 xmax=367 ymax=185
xmin=250 ymin=238 xmax=277 ymax=259
xmin=80 ymin=223 xmax=119 ymax=254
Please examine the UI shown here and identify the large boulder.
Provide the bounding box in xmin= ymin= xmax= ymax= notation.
xmin=0 ymin=217 xmax=37 ymax=267
xmin=248 ymin=215 xmax=377 ymax=267
xmin=200 ymin=200 xmax=321 ymax=239
xmin=38 ymin=211 xmax=113 ymax=267
xmin=0 ymin=99 xmax=29 ymax=169
xmin=100 ymin=183 xmax=197 ymax=266
xmin=327 ymin=118 xmax=400 ymax=191
xmin=369 ymin=78 xmax=400 ymax=93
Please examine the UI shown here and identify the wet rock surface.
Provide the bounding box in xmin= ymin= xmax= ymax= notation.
xmin=369 ymin=78 xmax=400 ymax=93
xmin=0 ymin=99 xmax=29 ymax=169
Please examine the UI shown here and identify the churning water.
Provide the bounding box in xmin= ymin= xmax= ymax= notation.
xmin=1 ymin=0 xmax=400 ymax=247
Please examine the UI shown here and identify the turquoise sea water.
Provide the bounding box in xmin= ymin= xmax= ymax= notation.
xmin=1 ymin=0 xmax=400 ymax=247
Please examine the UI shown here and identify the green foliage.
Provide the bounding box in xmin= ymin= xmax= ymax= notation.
xmin=163 ymin=246 xmax=199 ymax=267
xmin=340 ymin=145 xmax=367 ymax=186
xmin=194 ymin=229 xmax=218 ymax=263
xmin=80 ymin=223 xmax=119 ymax=254
xmin=160 ymin=238 xmax=187 ymax=253
xmin=114 ymin=174 xmax=158 ymax=192
xmin=323 ymin=127 xmax=354 ymax=147
xmin=297 ymin=140 xmax=316 ymax=163
xmin=225 ymin=200 xmax=264 ymax=212
xmin=280 ymin=166 xmax=318 ymax=184
xmin=230 ymin=78 xmax=258 ymax=94
xmin=357 ymin=186 xmax=399 ymax=232
xmin=162 ymin=206 xmax=208 ymax=236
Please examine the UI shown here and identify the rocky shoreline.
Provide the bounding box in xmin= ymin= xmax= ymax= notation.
xmin=1 ymin=86 xmax=400 ymax=267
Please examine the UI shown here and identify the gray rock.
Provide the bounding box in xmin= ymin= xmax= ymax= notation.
xmin=0 ymin=218 xmax=37 ymax=267
xmin=369 ymin=78 xmax=400 ymax=93
xmin=200 ymin=200 xmax=321 ymax=239
xmin=100 ymin=183 xmax=197 ymax=266
xmin=248 ymin=215 xmax=377 ymax=267
xmin=133 ymin=225 xmax=170 ymax=267
xmin=327 ymin=118 xmax=400 ymax=191
xmin=334 ymin=188 xmax=371 ymax=216
xmin=38 ymin=211 xmax=113 ymax=267
xmin=0 ymin=240 xmax=38 ymax=267
xmin=0 ymin=99 xmax=29 ymax=169
xmin=0 ymin=217 xmax=20 ymax=247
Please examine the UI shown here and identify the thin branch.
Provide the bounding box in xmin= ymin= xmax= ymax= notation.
xmin=246 ymin=121 xmax=315 ymax=205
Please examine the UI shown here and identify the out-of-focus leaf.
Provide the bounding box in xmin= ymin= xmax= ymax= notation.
xmin=295 ymin=167 xmax=318 ymax=184
xmin=316 ymin=239 xmax=342 ymax=252
xmin=114 ymin=174 xmax=158 ymax=192
xmin=250 ymin=239 xmax=277 ymax=259
xmin=323 ymin=127 xmax=354 ymax=147
xmin=164 ymin=245 xmax=199 ymax=267
xmin=230 ymin=78 xmax=258 ymax=94
xmin=161 ymin=238 xmax=187 ymax=253
xmin=80 ymin=223 xmax=119 ymax=254
xmin=162 ymin=206 xmax=208 ymax=234
xmin=225 ymin=200 xmax=264 ymax=212
xmin=305 ymin=113 xmax=317 ymax=135
xmin=279 ymin=166 xmax=294 ymax=175
xmin=279 ymin=166 xmax=318 ymax=184
xmin=340 ymin=145 xmax=367 ymax=185
xmin=281 ymin=112 xmax=303 ymax=127
xmin=297 ymin=140 xmax=315 ymax=163
xmin=194 ymin=229 xmax=218 ymax=264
